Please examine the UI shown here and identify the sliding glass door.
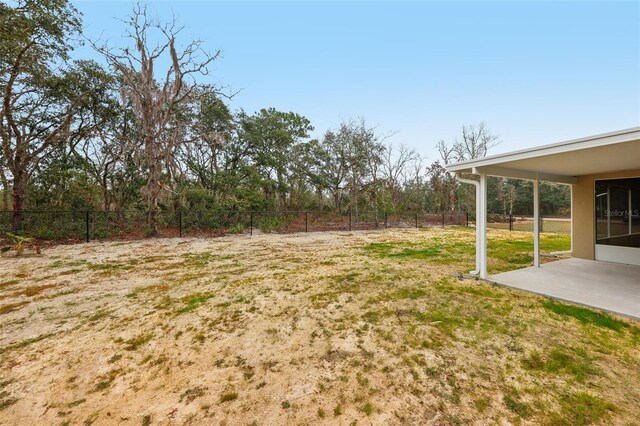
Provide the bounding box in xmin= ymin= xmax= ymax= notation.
xmin=595 ymin=177 xmax=640 ymax=265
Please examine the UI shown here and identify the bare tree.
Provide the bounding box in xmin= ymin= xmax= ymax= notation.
xmin=435 ymin=122 xmax=500 ymax=212
xmin=436 ymin=139 xmax=455 ymax=164
xmin=93 ymin=3 xmax=221 ymax=235
xmin=381 ymin=143 xmax=419 ymax=209
xmin=403 ymin=154 xmax=426 ymax=211
xmin=453 ymin=122 xmax=500 ymax=162
xmin=438 ymin=122 xmax=499 ymax=164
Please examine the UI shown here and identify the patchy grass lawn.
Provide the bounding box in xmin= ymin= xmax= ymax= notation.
xmin=0 ymin=227 xmax=638 ymax=425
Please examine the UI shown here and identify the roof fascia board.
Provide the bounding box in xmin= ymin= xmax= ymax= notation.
xmin=471 ymin=165 xmax=577 ymax=184
xmin=446 ymin=127 xmax=640 ymax=172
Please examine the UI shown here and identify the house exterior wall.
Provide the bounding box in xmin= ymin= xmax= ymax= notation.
xmin=572 ymin=169 xmax=640 ymax=260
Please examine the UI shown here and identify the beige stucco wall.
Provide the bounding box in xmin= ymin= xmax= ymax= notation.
xmin=572 ymin=169 xmax=640 ymax=260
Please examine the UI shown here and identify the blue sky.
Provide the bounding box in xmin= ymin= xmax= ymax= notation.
xmin=75 ymin=1 xmax=640 ymax=161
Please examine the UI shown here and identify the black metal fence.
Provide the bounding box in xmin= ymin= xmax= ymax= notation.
xmin=486 ymin=214 xmax=571 ymax=234
xmin=0 ymin=210 xmax=470 ymax=244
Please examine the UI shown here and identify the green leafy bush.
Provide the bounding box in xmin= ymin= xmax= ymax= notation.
xmin=2 ymin=232 xmax=34 ymax=256
xmin=228 ymin=223 xmax=245 ymax=234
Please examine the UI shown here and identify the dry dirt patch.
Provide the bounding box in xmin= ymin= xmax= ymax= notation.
xmin=0 ymin=228 xmax=638 ymax=425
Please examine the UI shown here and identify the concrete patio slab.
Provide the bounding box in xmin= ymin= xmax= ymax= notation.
xmin=489 ymin=258 xmax=640 ymax=320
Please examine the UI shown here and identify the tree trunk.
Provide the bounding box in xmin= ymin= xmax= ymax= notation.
xmin=0 ymin=165 xmax=10 ymax=210
xmin=147 ymin=161 xmax=161 ymax=236
xmin=102 ymin=171 xmax=111 ymax=211
xmin=11 ymin=171 xmax=28 ymax=232
xmin=172 ymin=193 xmax=182 ymax=232
xmin=333 ymin=188 xmax=341 ymax=212
xmin=372 ymin=177 xmax=379 ymax=225
xmin=103 ymin=192 xmax=110 ymax=212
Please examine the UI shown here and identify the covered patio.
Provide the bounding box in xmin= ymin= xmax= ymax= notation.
xmin=490 ymin=258 xmax=640 ymax=319
xmin=445 ymin=127 xmax=640 ymax=318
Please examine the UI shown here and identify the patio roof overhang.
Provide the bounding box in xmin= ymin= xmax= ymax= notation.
xmin=446 ymin=126 xmax=640 ymax=184
xmin=444 ymin=126 xmax=640 ymax=279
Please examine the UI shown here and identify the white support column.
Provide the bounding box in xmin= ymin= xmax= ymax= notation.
xmin=570 ymin=184 xmax=574 ymax=254
xmin=455 ymin=174 xmax=480 ymax=275
xmin=479 ymin=173 xmax=488 ymax=279
xmin=533 ymin=178 xmax=540 ymax=267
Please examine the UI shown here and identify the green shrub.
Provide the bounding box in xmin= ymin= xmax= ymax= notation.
xmin=258 ymin=216 xmax=282 ymax=233
xmin=228 ymin=223 xmax=245 ymax=234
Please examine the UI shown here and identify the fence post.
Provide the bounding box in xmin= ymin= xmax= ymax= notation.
xmin=415 ymin=212 xmax=418 ymax=228
xmin=85 ymin=210 xmax=90 ymax=243
xmin=509 ymin=214 xmax=513 ymax=232
xmin=305 ymin=211 xmax=308 ymax=233
xmin=466 ymin=211 xmax=469 ymax=227
xmin=442 ymin=211 xmax=445 ymax=227
xmin=250 ymin=212 xmax=253 ymax=236
xmin=384 ymin=212 xmax=388 ymax=229
xmin=179 ymin=211 xmax=182 ymax=238
xmin=540 ymin=215 xmax=543 ymax=233
xmin=348 ymin=211 xmax=352 ymax=231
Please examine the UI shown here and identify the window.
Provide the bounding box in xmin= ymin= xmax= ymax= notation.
xmin=595 ymin=177 xmax=640 ymax=248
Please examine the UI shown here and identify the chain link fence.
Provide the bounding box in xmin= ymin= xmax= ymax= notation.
xmin=0 ymin=210 xmax=470 ymax=244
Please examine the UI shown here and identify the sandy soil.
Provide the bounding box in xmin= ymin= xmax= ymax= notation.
xmin=0 ymin=228 xmax=638 ymax=425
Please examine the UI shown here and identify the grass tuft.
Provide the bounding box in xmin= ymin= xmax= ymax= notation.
xmin=333 ymin=404 xmax=343 ymax=416
xmin=549 ymin=392 xmax=615 ymax=425
xmin=503 ymin=389 xmax=532 ymax=419
xmin=543 ymin=300 xmax=628 ymax=332
xmin=523 ymin=348 xmax=597 ymax=383
xmin=219 ymin=391 xmax=238 ymax=403
xmin=178 ymin=292 xmax=215 ymax=314
xmin=362 ymin=402 xmax=373 ymax=416
xmin=123 ymin=333 xmax=153 ymax=351
xmin=179 ymin=386 xmax=207 ymax=404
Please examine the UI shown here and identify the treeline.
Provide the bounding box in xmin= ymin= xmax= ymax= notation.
xmin=0 ymin=1 xmax=569 ymax=235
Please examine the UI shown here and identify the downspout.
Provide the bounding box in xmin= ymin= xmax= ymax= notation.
xmin=533 ymin=178 xmax=540 ymax=267
xmin=456 ymin=173 xmax=480 ymax=275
